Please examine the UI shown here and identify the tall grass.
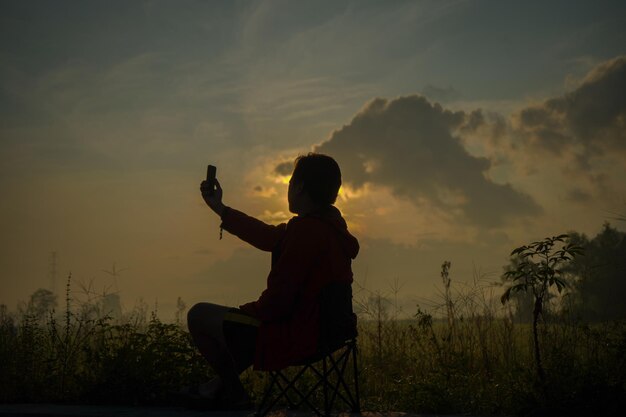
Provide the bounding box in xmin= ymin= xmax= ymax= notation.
xmin=0 ymin=274 xmax=211 ymax=405
xmin=1 ymin=268 xmax=625 ymax=416
xmin=353 ymin=264 xmax=626 ymax=416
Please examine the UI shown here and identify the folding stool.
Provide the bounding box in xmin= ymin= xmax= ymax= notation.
xmin=255 ymin=282 xmax=360 ymax=417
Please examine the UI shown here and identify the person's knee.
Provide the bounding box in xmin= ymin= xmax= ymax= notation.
xmin=187 ymin=302 xmax=208 ymax=331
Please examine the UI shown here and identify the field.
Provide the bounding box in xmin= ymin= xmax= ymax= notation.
xmin=1 ymin=275 xmax=624 ymax=417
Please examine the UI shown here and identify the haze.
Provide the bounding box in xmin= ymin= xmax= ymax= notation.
xmin=1 ymin=0 xmax=625 ymax=318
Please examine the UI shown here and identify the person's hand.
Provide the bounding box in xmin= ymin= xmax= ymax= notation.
xmin=200 ymin=178 xmax=226 ymax=217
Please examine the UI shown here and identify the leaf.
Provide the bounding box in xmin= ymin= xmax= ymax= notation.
xmin=570 ymin=246 xmax=585 ymax=255
xmin=554 ymin=277 xmax=568 ymax=289
xmin=501 ymin=287 xmax=512 ymax=305
xmin=511 ymin=246 xmax=527 ymax=256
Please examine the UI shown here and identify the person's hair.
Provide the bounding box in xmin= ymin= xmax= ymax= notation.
xmin=291 ymin=153 xmax=342 ymax=206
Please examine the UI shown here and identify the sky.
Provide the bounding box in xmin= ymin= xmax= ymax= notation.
xmin=1 ymin=0 xmax=625 ymax=319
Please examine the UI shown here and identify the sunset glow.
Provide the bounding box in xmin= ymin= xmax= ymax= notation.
xmin=1 ymin=1 xmax=625 ymax=318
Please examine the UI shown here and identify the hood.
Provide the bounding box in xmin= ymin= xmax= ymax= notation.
xmin=308 ymin=206 xmax=360 ymax=259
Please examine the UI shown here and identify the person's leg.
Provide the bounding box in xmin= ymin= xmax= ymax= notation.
xmin=222 ymin=314 xmax=258 ymax=374
xmin=187 ymin=303 xmax=259 ymax=404
xmin=187 ymin=303 xmax=244 ymax=400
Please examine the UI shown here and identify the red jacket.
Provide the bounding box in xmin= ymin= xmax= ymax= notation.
xmin=220 ymin=205 xmax=359 ymax=370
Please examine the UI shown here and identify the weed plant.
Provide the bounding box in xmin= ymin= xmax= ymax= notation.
xmin=1 ymin=269 xmax=625 ymax=416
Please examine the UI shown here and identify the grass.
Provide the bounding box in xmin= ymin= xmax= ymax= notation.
xmin=1 ymin=270 xmax=625 ymax=416
xmin=0 ymin=275 xmax=212 ymax=405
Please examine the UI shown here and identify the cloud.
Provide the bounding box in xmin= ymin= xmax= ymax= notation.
xmin=259 ymin=210 xmax=290 ymax=224
xmin=496 ymin=55 xmax=626 ymax=204
xmin=565 ymin=188 xmax=592 ymax=204
xmin=514 ymin=55 xmax=626 ymax=160
xmin=308 ymin=95 xmax=540 ymax=227
xmin=274 ymin=160 xmax=294 ymax=176
xmin=252 ymin=184 xmax=278 ymax=198
xmin=420 ymin=84 xmax=461 ymax=103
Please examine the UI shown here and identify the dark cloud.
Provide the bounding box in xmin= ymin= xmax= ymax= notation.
xmin=515 ymin=56 xmax=626 ymax=158
xmin=309 ymin=95 xmax=540 ymax=227
xmin=461 ymin=109 xmax=485 ymax=133
xmin=566 ymin=188 xmax=592 ymax=204
xmin=274 ymin=160 xmax=294 ymax=176
xmin=420 ymin=84 xmax=461 ymax=103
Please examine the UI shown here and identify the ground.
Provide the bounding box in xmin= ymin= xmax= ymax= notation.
xmin=0 ymin=405 xmax=475 ymax=417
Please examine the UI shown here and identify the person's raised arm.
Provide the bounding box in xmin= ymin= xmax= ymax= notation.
xmin=200 ymin=178 xmax=286 ymax=251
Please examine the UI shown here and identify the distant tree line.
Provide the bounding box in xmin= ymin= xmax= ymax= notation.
xmin=504 ymin=223 xmax=626 ymax=322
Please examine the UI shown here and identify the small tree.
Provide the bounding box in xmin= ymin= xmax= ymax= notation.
xmin=501 ymin=234 xmax=583 ymax=384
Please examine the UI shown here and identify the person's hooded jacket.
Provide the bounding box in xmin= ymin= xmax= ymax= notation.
xmin=219 ymin=205 xmax=359 ymax=371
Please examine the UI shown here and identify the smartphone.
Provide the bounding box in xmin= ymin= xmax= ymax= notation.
xmin=206 ymin=165 xmax=217 ymax=196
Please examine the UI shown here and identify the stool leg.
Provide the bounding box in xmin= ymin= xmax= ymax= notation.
xmin=352 ymin=343 xmax=361 ymax=413
xmin=256 ymin=372 xmax=277 ymax=417
xmin=323 ymin=356 xmax=330 ymax=417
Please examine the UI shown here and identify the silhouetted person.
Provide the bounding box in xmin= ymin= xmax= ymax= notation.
xmin=185 ymin=153 xmax=359 ymax=409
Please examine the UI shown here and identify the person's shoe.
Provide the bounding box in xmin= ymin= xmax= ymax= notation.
xmin=217 ymin=389 xmax=254 ymax=410
xmin=184 ymin=396 xmax=220 ymax=411
xmin=178 ymin=381 xmax=222 ymax=410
